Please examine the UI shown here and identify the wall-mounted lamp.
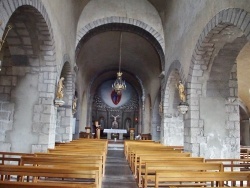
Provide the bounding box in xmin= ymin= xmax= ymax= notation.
xmin=176 ymin=81 xmax=189 ymax=114
xmin=0 ymin=21 xmax=13 ymax=71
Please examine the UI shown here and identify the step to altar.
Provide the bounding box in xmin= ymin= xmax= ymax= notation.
xmin=108 ymin=140 xmax=124 ymax=150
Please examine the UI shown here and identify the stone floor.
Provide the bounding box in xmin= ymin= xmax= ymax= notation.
xmin=102 ymin=140 xmax=138 ymax=188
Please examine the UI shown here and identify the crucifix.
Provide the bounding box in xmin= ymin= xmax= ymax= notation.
xmin=111 ymin=115 xmax=119 ymax=129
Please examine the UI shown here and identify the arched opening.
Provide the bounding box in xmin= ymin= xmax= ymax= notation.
xmin=187 ymin=8 xmax=250 ymax=158
xmin=55 ymin=61 xmax=74 ymax=143
xmin=75 ymin=22 xmax=164 ymax=140
xmin=0 ymin=5 xmax=56 ymax=153
xmin=162 ymin=67 xmax=184 ymax=146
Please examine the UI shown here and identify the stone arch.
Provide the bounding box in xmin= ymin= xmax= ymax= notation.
xmin=239 ymin=99 xmax=250 ymax=146
xmin=76 ymin=22 xmax=163 ymax=135
xmin=59 ymin=59 xmax=74 ymax=105
xmin=76 ymin=18 xmax=165 ymax=69
xmin=239 ymin=100 xmax=250 ymax=120
xmin=76 ymin=16 xmax=164 ymax=52
xmin=55 ymin=59 xmax=74 ymax=143
xmin=161 ymin=60 xmax=185 ymax=146
xmin=0 ymin=1 xmax=56 ymax=65
xmin=0 ymin=2 xmax=57 ymax=153
xmin=187 ymin=8 xmax=250 ymax=158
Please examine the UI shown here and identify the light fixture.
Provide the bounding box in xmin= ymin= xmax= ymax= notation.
xmin=0 ymin=21 xmax=13 ymax=71
xmin=112 ymin=32 xmax=126 ymax=95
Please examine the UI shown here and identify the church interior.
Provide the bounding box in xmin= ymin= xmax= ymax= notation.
xmin=0 ymin=0 xmax=250 ymax=187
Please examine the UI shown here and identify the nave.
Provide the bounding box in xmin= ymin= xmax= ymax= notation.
xmin=1 ymin=138 xmax=250 ymax=187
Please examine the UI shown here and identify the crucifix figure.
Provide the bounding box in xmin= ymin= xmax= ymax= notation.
xmin=111 ymin=115 xmax=119 ymax=129
xmin=112 ymin=115 xmax=119 ymax=121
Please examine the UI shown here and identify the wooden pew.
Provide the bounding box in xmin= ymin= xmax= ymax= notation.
xmin=125 ymin=141 xmax=166 ymax=160
xmin=0 ymin=152 xmax=33 ymax=165
xmin=124 ymin=140 xmax=154 ymax=159
xmin=142 ymin=162 xmax=224 ymax=188
xmin=46 ymin=149 xmax=106 ymax=172
xmin=133 ymin=152 xmax=191 ymax=178
xmin=0 ymin=165 xmax=98 ymax=188
xmin=206 ymin=158 xmax=250 ymax=172
xmin=20 ymin=156 xmax=103 ymax=188
xmin=0 ymin=181 xmax=96 ymax=188
xmin=136 ymin=157 xmax=204 ymax=187
xmin=155 ymin=171 xmax=250 ymax=187
xmin=129 ymin=148 xmax=181 ymax=169
xmin=241 ymin=147 xmax=250 ymax=159
xmin=127 ymin=145 xmax=178 ymax=162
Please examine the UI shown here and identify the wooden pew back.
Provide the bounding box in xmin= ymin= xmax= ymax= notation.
xmin=155 ymin=171 xmax=250 ymax=188
xmin=142 ymin=162 xmax=224 ymax=188
xmin=0 ymin=165 xmax=98 ymax=188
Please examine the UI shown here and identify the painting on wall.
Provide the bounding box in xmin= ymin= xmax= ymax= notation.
xmin=111 ymin=90 xmax=122 ymax=105
xmin=98 ymin=80 xmax=133 ymax=108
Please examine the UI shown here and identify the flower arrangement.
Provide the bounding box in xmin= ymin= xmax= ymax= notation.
xmin=112 ymin=133 xmax=118 ymax=138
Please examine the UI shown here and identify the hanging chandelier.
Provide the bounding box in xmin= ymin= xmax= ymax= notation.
xmin=112 ymin=32 xmax=126 ymax=95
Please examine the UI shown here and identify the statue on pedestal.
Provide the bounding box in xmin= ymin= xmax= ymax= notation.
xmin=176 ymin=81 xmax=186 ymax=103
xmin=56 ymin=77 xmax=65 ymax=100
xmin=72 ymin=96 xmax=77 ymax=114
xmin=54 ymin=77 xmax=65 ymax=107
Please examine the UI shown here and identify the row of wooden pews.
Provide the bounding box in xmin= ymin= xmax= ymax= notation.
xmin=0 ymin=139 xmax=108 ymax=188
xmin=241 ymin=147 xmax=250 ymax=159
xmin=124 ymin=140 xmax=250 ymax=188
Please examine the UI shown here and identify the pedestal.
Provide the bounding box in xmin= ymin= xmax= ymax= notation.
xmin=107 ymin=133 xmax=111 ymax=139
xmin=96 ymin=128 xmax=101 ymax=139
xmin=129 ymin=128 xmax=135 ymax=140
xmin=119 ymin=133 xmax=123 ymax=140
xmin=85 ymin=126 xmax=91 ymax=139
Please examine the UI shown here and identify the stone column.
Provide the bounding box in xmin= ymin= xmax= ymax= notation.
xmin=241 ymin=119 xmax=250 ymax=146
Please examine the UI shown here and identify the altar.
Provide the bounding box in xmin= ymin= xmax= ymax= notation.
xmin=103 ymin=129 xmax=127 ymax=140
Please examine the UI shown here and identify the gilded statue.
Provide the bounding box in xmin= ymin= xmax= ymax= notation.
xmin=56 ymin=77 xmax=64 ymax=99
xmin=176 ymin=81 xmax=186 ymax=103
xmin=72 ymin=96 xmax=77 ymax=114
xmin=159 ymin=101 xmax=163 ymax=114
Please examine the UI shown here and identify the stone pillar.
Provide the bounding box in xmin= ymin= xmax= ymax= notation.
xmin=241 ymin=119 xmax=250 ymax=146
xmin=32 ymin=102 xmax=57 ymax=153
xmin=0 ymin=102 xmax=14 ymax=152
xmin=56 ymin=107 xmax=73 ymax=143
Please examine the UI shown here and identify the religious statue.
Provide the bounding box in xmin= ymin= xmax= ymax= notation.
xmin=99 ymin=117 xmax=105 ymax=128
xmin=176 ymin=81 xmax=186 ymax=103
xmin=112 ymin=114 xmax=119 ymax=121
xmin=125 ymin=118 xmax=131 ymax=131
xmin=159 ymin=101 xmax=163 ymax=114
xmin=111 ymin=115 xmax=119 ymax=129
xmin=56 ymin=77 xmax=65 ymax=99
xmin=72 ymin=96 xmax=77 ymax=114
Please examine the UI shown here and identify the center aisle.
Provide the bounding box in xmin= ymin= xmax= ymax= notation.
xmin=102 ymin=140 xmax=138 ymax=188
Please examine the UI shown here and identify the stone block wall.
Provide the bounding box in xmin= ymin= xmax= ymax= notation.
xmin=162 ymin=64 xmax=185 ymax=146
xmin=0 ymin=102 xmax=14 ymax=151
xmin=163 ymin=116 xmax=184 ymax=146
xmin=56 ymin=107 xmax=73 ymax=143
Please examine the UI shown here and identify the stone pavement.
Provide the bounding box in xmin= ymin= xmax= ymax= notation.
xmin=102 ymin=140 xmax=138 ymax=188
